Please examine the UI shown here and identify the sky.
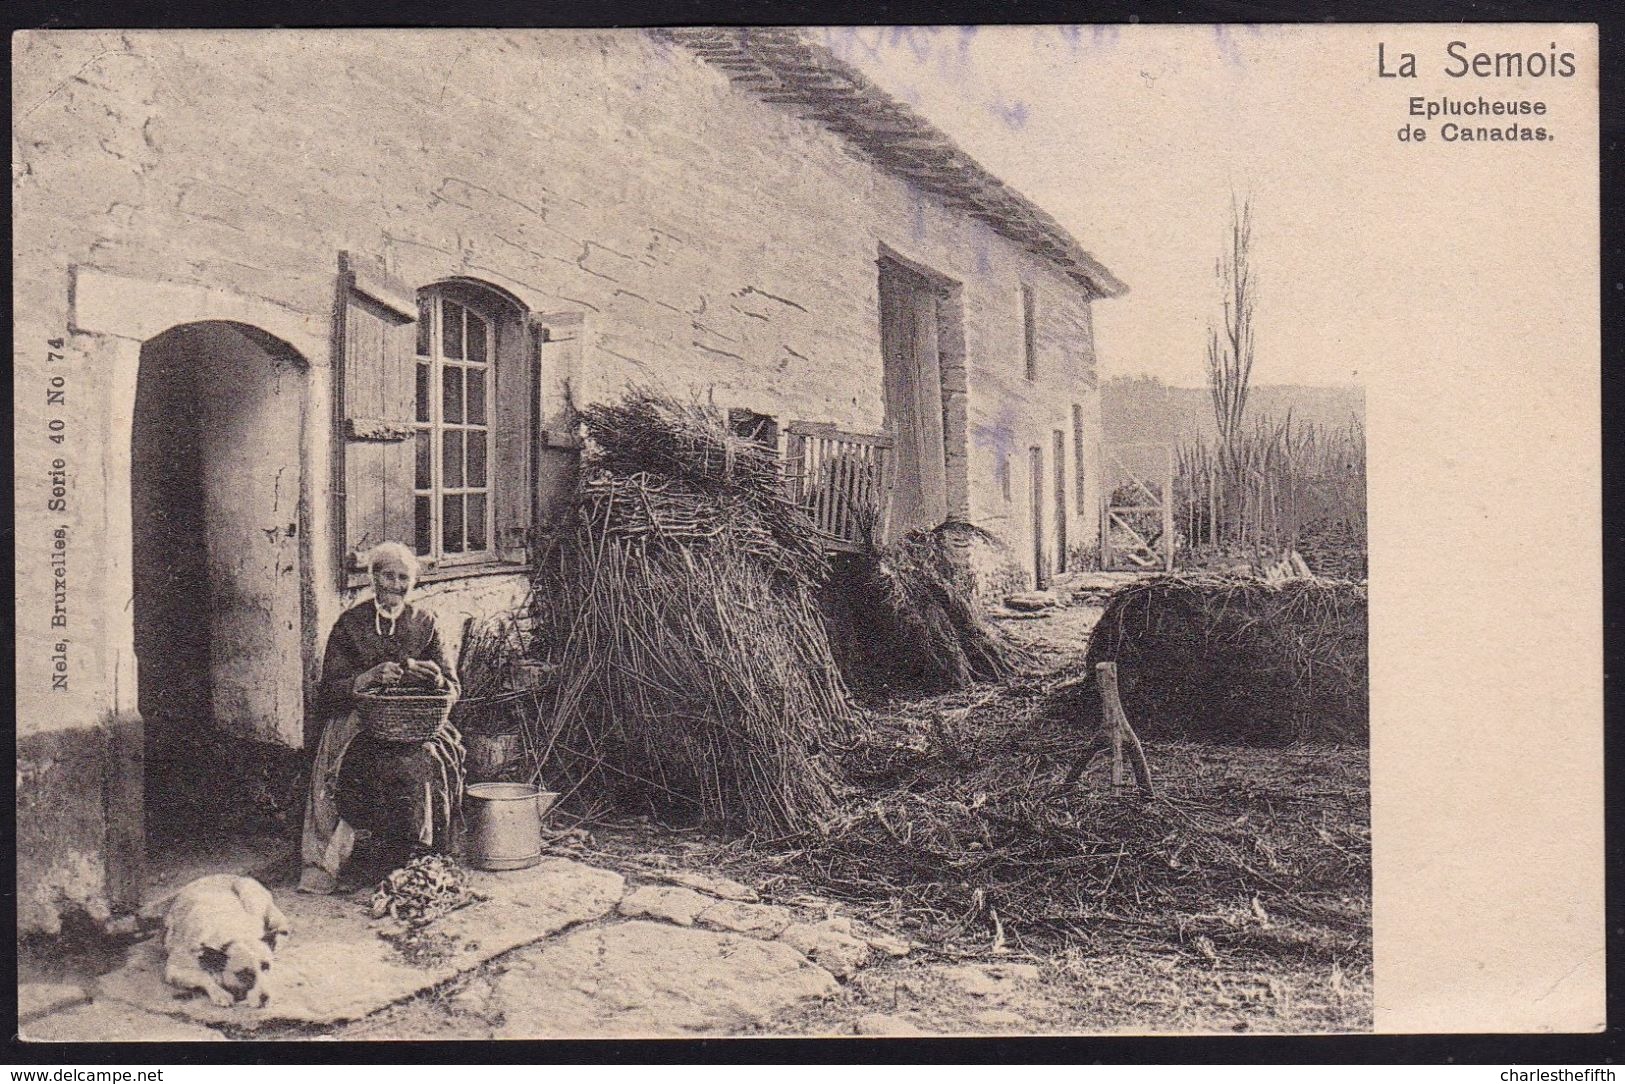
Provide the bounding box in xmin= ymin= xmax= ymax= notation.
xmin=822 ymin=25 xmax=1437 ymax=388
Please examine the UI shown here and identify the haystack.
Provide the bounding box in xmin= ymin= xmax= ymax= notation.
xmin=823 ymin=521 xmax=1028 ymax=696
xmin=1052 ymin=576 xmax=1368 ymax=745
xmin=526 ymin=390 xmax=850 ymax=833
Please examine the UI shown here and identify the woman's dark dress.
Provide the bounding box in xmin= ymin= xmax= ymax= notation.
xmin=316 ymin=601 xmax=463 ymax=855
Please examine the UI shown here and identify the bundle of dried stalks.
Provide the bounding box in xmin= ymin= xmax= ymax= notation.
xmin=578 ymin=470 xmax=827 ymax=588
xmin=578 ymin=390 xmax=825 ymax=584
xmin=582 ymin=390 xmax=782 ymax=493
xmin=1055 ymin=576 xmax=1369 ymax=746
xmin=823 ymin=522 xmax=1028 ymax=695
xmin=523 ymin=390 xmax=852 ymax=833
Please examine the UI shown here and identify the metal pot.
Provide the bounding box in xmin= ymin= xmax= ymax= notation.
xmin=463 ymin=782 xmax=559 ymax=871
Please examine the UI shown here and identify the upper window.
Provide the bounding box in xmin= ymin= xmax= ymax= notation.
xmin=1021 ymin=283 xmax=1038 ymax=382
xmin=415 ymin=293 xmax=494 ymax=564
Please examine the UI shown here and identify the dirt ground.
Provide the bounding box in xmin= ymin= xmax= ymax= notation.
xmin=323 ymin=597 xmax=1371 ymax=1040
xmin=750 ymin=943 xmax=1367 ymax=1036
xmin=26 ymin=594 xmax=1369 ymax=1041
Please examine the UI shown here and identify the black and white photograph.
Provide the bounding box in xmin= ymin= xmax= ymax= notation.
xmin=11 ymin=22 xmax=1601 ymax=1044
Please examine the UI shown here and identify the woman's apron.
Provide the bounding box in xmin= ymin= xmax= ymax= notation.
xmin=298 ymin=712 xmax=363 ymax=893
xmin=299 ymin=713 xmax=467 ymax=894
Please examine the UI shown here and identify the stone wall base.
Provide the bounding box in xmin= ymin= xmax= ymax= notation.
xmin=17 ymin=717 xmax=143 ymax=936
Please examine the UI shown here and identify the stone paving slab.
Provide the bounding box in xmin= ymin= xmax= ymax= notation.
xmin=779 ymin=919 xmax=875 ymax=980
xmin=20 ymin=1000 xmax=227 ymax=1043
xmin=696 ymin=900 xmax=793 ymax=938
xmin=617 ymin=884 xmax=713 ymax=927
xmin=19 ymin=982 xmax=92 ymax=1024
xmin=95 ymin=858 xmax=624 ymax=1030
xmin=658 ymin=871 xmax=760 ymax=902
xmin=490 ymin=920 xmax=838 ymax=1039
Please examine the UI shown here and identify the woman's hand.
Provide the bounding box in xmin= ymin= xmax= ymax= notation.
xmin=404 ymin=658 xmax=445 ymax=688
xmin=352 ymin=661 xmax=403 ymax=694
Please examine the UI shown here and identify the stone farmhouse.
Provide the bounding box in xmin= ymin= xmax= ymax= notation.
xmin=13 ymin=27 xmax=1123 ymax=935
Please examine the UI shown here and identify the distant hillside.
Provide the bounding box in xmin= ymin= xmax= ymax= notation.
xmin=1102 ymin=377 xmax=1365 ymax=446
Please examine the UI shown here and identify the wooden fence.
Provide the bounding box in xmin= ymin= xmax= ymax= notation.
xmin=1100 ymin=441 xmax=1176 ymax=571
xmin=1174 ymin=415 xmax=1366 ymax=564
xmin=784 ymin=421 xmax=892 ymax=553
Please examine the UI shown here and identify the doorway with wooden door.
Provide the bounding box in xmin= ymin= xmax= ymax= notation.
xmin=1053 ymin=429 xmax=1068 ymax=575
xmin=1030 ymin=444 xmax=1047 ymax=588
xmin=878 ymin=255 xmax=950 ymax=541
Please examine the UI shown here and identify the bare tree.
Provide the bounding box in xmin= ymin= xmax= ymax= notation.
xmin=1205 ymin=196 xmax=1256 ymax=462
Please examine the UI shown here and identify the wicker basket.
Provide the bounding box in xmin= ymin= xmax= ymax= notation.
xmin=355 ymin=689 xmax=456 ymax=743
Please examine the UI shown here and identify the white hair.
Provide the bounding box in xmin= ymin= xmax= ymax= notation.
xmin=367 ymin=541 xmax=420 ymax=581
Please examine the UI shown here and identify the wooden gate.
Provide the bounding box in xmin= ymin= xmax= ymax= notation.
xmin=785 ymin=421 xmax=892 ymax=553
xmin=1100 ymin=441 xmax=1174 ymax=571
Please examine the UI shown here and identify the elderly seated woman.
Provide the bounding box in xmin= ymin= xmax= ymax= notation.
xmin=300 ymin=541 xmax=465 ymax=893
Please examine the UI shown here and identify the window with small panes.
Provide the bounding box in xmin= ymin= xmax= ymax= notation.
xmin=414 ymin=293 xmax=495 ymax=563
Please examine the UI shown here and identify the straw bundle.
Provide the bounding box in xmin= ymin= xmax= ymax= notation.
xmin=578 ymin=392 xmax=826 ymax=586
xmin=1055 ymin=576 xmax=1368 ymax=745
xmin=823 ymin=522 xmax=1028 ymax=696
xmin=525 ymin=390 xmax=851 ymax=833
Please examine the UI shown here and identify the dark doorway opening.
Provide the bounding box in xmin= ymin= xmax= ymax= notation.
xmin=132 ymin=322 xmax=309 ymax=876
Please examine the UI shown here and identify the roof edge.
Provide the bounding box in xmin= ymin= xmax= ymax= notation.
xmin=656 ymin=27 xmax=1128 ymax=300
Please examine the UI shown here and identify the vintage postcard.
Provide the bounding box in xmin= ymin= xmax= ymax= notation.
xmin=12 ymin=24 xmax=1601 ymax=1042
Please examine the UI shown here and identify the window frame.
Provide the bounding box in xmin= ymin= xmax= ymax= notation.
xmin=414 ymin=291 xmax=498 ymax=570
xmin=1021 ymin=283 xmax=1039 ymax=382
xmin=1072 ymin=403 xmax=1088 ymax=509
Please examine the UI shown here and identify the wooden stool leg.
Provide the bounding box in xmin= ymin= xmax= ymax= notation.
xmin=1121 ymin=719 xmax=1155 ymax=796
xmin=1098 ymin=661 xmax=1154 ymax=796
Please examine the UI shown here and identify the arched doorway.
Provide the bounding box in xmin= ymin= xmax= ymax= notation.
xmin=132 ymin=321 xmax=309 ymax=855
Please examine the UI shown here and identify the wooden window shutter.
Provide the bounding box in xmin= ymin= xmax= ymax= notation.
xmin=531 ymin=321 xmax=584 ymax=537
xmin=334 ymin=252 xmax=419 ymax=586
xmin=490 ymin=314 xmax=535 ymax=565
